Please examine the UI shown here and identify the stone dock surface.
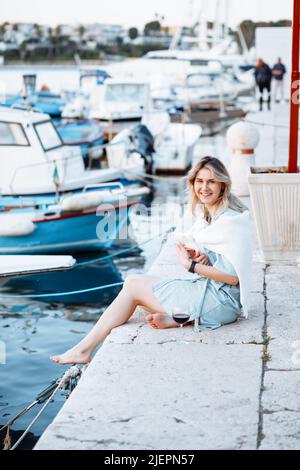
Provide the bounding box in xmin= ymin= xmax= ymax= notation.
xmin=35 ymin=105 xmax=300 ymax=450
xmin=35 ymin=229 xmax=300 ymax=450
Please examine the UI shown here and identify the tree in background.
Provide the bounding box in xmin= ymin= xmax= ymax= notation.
xmin=33 ymin=23 xmax=43 ymax=41
xmin=240 ymin=19 xmax=292 ymax=49
xmin=78 ymin=25 xmax=85 ymax=42
xmin=0 ymin=24 xmax=6 ymax=39
xmin=47 ymin=27 xmax=54 ymax=59
xmin=19 ymin=40 xmax=27 ymax=61
xmin=128 ymin=27 xmax=138 ymax=40
xmin=144 ymin=20 xmax=161 ymax=36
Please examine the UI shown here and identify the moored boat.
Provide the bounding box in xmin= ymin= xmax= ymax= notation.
xmin=0 ymin=107 xmax=144 ymax=197
xmin=0 ymin=183 xmax=149 ymax=254
xmin=55 ymin=118 xmax=107 ymax=163
xmin=0 ymin=107 xmax=149 ymax=253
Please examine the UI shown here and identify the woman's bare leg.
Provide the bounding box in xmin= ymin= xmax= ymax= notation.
xmin=50 ymin=275 xmax=178 ymax=365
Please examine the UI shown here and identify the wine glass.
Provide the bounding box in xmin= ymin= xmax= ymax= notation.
xmin=172 ymin=306 xmax=191 ymax=328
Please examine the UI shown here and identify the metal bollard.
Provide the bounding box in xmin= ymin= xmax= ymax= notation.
xmin=226 ymin=121 xmax=260 ymax=196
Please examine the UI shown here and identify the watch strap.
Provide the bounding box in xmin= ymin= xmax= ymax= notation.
xmin=188 ymin=261 xmax=197 ymax=273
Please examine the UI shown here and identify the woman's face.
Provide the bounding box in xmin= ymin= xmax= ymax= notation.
xmin=193 ymin=167 xmax=223 ymax=207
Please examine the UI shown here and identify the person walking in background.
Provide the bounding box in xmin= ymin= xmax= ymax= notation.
xmin=272 ymin=58 xmax=287 ymax=103
xmin=254 ymin=58 xmax=272 ymax=111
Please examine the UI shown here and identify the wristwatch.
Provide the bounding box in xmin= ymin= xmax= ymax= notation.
xmin=188 ymin=261 xmax=197 ymax=273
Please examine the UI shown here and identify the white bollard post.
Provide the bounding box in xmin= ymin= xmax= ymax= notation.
xmin=226 ymin=121 xmax=260 ymax=196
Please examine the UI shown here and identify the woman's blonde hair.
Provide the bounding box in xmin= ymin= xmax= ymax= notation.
xmin=187 ymin=156 xmax=248 ymax=222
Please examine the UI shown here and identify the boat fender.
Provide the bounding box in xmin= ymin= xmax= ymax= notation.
xmin=59 ymin=191 xmax=114 ymax=211
xmin=0 ymin=214 xmax=36 ymax=237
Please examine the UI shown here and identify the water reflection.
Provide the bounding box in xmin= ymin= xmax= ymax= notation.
xmin=0 ymin=248 xmax=145 ymax=450
xmin=2 ymin=255 xmax=124 ymax=305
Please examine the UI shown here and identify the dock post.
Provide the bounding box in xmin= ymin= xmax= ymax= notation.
xmin=227 ymin=121 xmax=260 ymax=196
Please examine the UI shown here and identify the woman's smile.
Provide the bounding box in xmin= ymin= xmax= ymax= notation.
xmin=194 ymin=168 xmax=223 ymax=207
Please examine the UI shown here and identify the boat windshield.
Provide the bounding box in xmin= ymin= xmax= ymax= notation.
xmin=186 ymin=75 xmax=214 ymax=88
xmin=105 ymin=84 xmax=147 ymax=103
xmin=34 ymin=120 xmax=63 ymax=151
xmin=0 ymin=121 xmax=29 ymax=146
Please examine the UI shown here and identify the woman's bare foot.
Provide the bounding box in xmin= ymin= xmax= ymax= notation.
xmin=50 ymin=346 xmax=92 ymax=365
xmin=145 ymin=313 xmax=179 ymax=329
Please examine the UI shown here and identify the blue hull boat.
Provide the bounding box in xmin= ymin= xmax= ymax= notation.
xmin=3 ymin=92 xmax=66 ymax=117
xmin=0 ymin=107 xmax=149 ymax=254
xmin=0 ymin=206 xmax=130 ymax=255
xmin=1 ymin=257 xmax=123 ymax=304
xmin=0 ymin=181 xmax=150 ymax=254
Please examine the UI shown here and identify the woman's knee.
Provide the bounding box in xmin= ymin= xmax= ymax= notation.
xmin=123 ymin=275 xmax=143 ymax=293
xmin=123 ymin=275 xmax=156 ymax=303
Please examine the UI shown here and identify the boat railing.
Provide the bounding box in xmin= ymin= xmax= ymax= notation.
xmin=11 ymin=103 xmax=44 ymax=114
xmin=82 ymin=182 xmax=125 ymax=193
xmin=8 ymin=154 xmax=83 ymax=194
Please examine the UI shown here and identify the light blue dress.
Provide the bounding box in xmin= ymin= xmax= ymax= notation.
xmin=152 ymin=245 xmax=242 ymax=330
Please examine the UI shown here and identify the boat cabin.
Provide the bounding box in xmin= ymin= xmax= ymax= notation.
xmin=0 ymin=107 xmax=85 ymax=195
xmin=90 ymin=78 xmax=152 ymax=121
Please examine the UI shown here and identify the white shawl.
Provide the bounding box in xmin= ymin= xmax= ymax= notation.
xmin=175 ymin=209 xmax=253 ymax=318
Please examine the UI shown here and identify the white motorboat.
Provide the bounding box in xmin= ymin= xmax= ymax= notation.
xmin=106 ymin=111 xmax=201 ymax=175
xmin=173 ymin=70 xmax=238 ymax=110
xmin=0 ymin=107 xmax=144 ymax=196
xmin=89 ymin=78 xmax=152 ymax=122
xmin=0 ymin=107 xmax=150 ymax=253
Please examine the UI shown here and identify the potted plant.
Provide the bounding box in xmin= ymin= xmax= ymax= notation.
xmin=248 ymin=0 xmax=300 ymax=263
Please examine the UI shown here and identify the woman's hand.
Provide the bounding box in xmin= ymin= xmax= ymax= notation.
xmin=186 ymin=249 xmax=211 ymax=266
xmin=177 ymin=243 xmax=212 ymax=270
xmin=176 ymin=243 xmax=193 ymax=270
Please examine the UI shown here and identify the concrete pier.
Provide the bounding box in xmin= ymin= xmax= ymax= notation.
xmin=35 ymin=105 xmax=300 ymax=450
xmin=35 ymin=243 xmax=300 ymax=450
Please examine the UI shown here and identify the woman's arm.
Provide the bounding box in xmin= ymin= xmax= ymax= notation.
xmin=177 ymin=243 xmax=239 ymax=286
xmin=194 ymin=263 xmax=239 ymax=286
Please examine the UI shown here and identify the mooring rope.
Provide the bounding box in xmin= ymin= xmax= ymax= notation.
xmin=77 ymin=227 xmax=175 ymax=267
xmin=0 ymin=281 xmax=124 ymax=299
xmin=243 ymin=118 xmax=300 ymax=130
xmin=6 ymin=366 xmax=83 ymax=451
xmin=0 ymin=228 xmax=175 ymax=299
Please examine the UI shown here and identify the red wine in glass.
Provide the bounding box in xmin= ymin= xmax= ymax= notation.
xmin=172 ymin=312 xmax=190 ymax=327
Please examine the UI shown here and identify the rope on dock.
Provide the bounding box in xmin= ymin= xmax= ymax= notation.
xmin=243 ymin=118 xmax=300 ymax=130
xmin=0 ymin=281 xmax=124 ymax=299
xmin=124 ymin=168 xmax=186 ymax=183
xmin=0 ymin=228 xmax=175 ymax=298
xmin=2 ymin=366 xmax=83 ymax=451
xmin=77 ymin=227 xmax=175 ymax=266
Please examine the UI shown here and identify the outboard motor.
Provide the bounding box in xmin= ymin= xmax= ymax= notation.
xmin=129 ymin=124 xmax=155 ymax=174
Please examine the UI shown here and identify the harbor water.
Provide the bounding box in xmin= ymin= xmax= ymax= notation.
xmin=0 ymin=65 xmax=83 ymax=96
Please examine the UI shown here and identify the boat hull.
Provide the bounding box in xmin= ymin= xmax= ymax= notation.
xmin=2 ymin=257 xmax=123 ymax=304
xmin=0 ymin=207 xmax=130 ymax=254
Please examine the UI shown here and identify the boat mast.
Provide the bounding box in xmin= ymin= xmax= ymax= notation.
xmin=213 ymin=0 xmax=222 ymax=45
xmin=196 ymin=1 xmax=208 ymax=51
xmin=224 ymin=0 xmax=230 ymax=39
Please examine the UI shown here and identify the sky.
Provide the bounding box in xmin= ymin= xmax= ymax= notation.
xmin=0 ymin=0 xmax=293 ymax=28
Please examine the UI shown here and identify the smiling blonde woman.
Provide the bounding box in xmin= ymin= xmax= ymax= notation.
xmin=51 ymin=157 xmax=252 ymax=365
